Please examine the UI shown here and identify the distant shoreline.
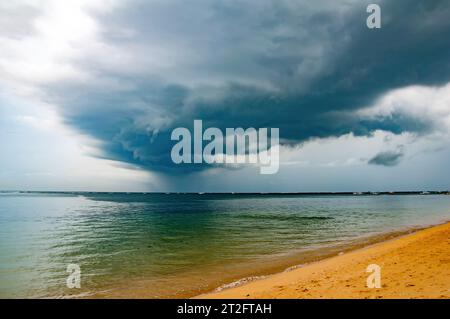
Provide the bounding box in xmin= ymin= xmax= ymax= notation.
xmin=2 ymin=190 xmax=450 ymax=196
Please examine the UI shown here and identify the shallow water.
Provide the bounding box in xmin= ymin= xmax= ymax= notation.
xmin=0 ymin=192 xmax=449 ymax=298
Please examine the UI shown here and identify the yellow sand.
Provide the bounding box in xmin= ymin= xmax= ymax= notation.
xmin=198 ymin=222 xmax=450 ymax=299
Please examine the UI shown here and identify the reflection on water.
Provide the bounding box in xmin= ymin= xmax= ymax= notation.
xmin=0 ymin=192 xmax=449 ymax=298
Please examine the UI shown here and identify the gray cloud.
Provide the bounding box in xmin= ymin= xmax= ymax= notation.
xmin=0 ymin=3 xmax=41 ymax=38
xmin=368 ymin=149 xmax=404 ymax=167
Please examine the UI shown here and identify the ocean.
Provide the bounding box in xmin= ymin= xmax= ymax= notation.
xmin=0 ymin=192 xmax=449 ymax=298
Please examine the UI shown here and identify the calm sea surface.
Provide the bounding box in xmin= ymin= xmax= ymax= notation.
xmin=0 ymin=192 xmax=449 ymax=298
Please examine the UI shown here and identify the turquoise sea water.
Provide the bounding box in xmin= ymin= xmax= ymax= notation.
xmin=0 ymin=192 xmax=449 ymax=298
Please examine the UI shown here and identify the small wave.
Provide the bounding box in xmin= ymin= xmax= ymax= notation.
xmin=284 ymin=263 xmax=307 ymax=272
xmin=299 ymin=216 xmax=334 ymax=220
xmin=45 ymin=291 xmax=98 ymax=299
xmin=214 ymin=276 xmax=267 ymax=292
xmin=238 ymin=215 xmax=334 ymax=221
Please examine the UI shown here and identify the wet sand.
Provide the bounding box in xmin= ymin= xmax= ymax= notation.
xmin=198 ymin=222 xmax=450 ymax=299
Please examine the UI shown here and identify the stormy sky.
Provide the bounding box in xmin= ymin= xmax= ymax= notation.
xmin=1 ymin=0 xmax=450 ymax=192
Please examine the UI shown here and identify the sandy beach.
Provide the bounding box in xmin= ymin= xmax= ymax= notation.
xmin=198 ymin=222 xmax=450 ymax=299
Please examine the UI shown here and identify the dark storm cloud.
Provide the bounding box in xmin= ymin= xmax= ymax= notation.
xmin=368 ymin=149 xmax=404 ymax=167
xmin=43 ymin=0 xmax=450 ymax=173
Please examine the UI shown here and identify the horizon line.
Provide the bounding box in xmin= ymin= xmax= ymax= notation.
xmin=1 ymin=190 xmax=449 ymax=195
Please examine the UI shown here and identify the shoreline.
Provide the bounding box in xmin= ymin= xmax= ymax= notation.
xmin=196 ymin=221 xmax=450 ymax=299
xmin=91 ymin=225 xmax=432 ymax=299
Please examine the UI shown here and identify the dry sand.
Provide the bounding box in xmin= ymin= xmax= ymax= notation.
xmin=198 ymin=222 xmax=450 ymax=299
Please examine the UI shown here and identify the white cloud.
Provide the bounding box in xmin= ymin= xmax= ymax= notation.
xmin=358 ymin=83 xmax=450 ymax=135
